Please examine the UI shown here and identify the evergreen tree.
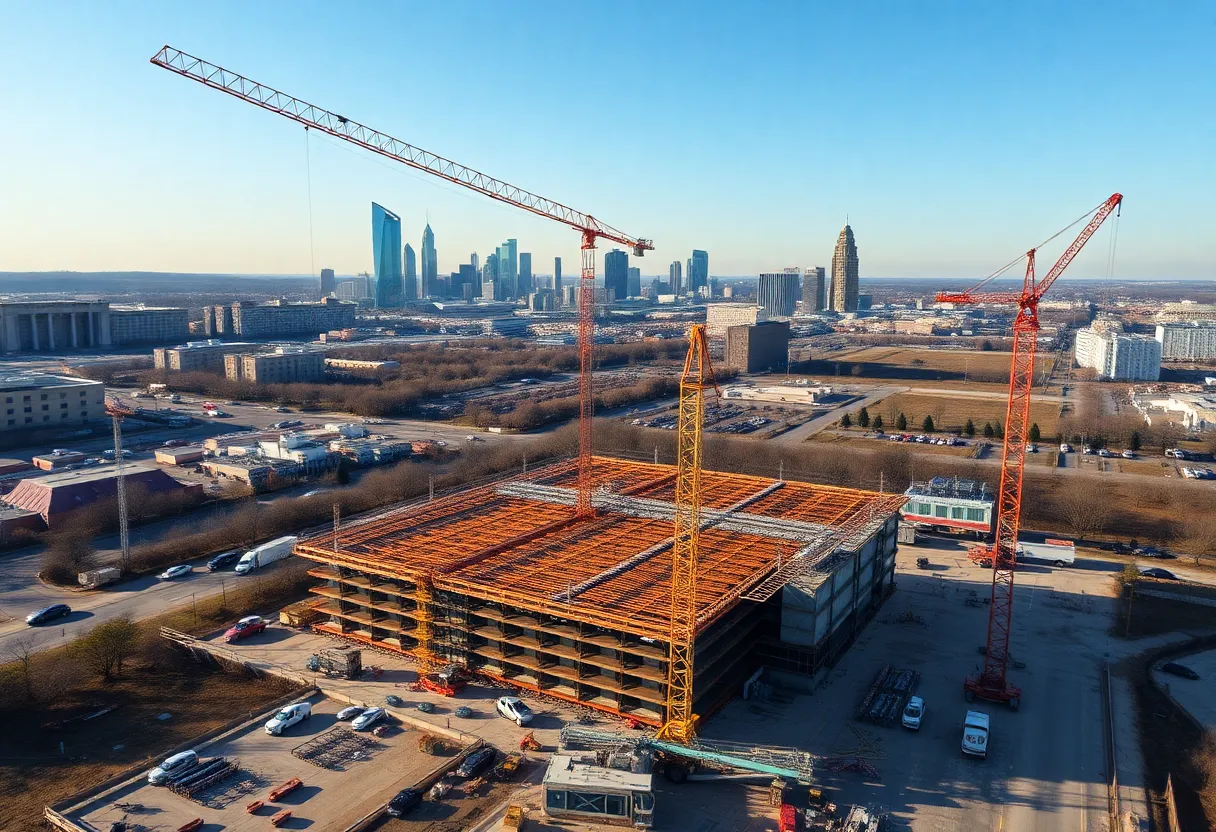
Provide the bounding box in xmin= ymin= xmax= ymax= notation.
xmin=1028 ymin=423 xmax=1041 ymax=443
xmin=858 ymin=407 xmax=871 ymax=428
xmin=963 ymin=418 xmax=976 ymax=437
xmin=839 ymin=412 xmax=852 ymax=428
xmin=872 ymin=414 xmax=884 ymax=432
xmin=1129 ymin=431 xmax=1141 ymax=451
xmin=983 ymin=422 xmax=995 ymax=438
xmin=996 ymin=421 xmax=1004 ymax=439
xmin=896 ymin=412 xmax=908 ymax=431
xmin=922 ymin=415 xmax=936 ymax=432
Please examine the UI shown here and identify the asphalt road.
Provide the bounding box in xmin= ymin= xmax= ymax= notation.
xmin=772 ymin=384 xmax=908 ymax=445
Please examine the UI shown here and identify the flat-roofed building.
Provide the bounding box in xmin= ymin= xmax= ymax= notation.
xmin=225 ymin=349 xmax=325 ymax=384
xmin=0 ymin=301 xmax=111 ymax=353
xmin=154 ymin=341 xmax=257 ymax=373
xmin=109 ymin=305 xmax=190 ymax=346
xmin=0 ymin=375 xmax=105 ymax=437
xmin=725 ymin=321 xmax=790 ymax=373
xmin=217 ymin=298 xmax=357 ymax=339
xmin=706 ymin=303 xmax=767 ymax=338
xmin=1155 ymin=321 xmax=1216 ymax=361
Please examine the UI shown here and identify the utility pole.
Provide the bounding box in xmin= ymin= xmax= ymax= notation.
xmin=111 ymin=412 xmax=130 ymax=572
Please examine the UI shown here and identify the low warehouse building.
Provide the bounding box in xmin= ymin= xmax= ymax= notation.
xmin=295 ymin=457 xmax=904 ymax=726
xmin=154 ymin=446 xmax=205 ymax=466
xmin=6 ymin=465 xmax=200 ymax=526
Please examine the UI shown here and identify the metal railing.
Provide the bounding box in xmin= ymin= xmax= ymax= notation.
xmin=1164 ymin=774 xmax=1182 ymax=832
xmin=1102 ymin=663 xmax=1122 ymax=826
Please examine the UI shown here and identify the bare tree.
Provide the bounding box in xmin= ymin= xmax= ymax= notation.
xmin=5 ymin=634 xmax=40 ymax=702
xmin=1057 ymin=487 xmax=1113 ymax=540
xmin=75 ymin=616 xmax=139 ymax=680
xmin=40 ymin=528 xmax=97 ymax=585
xmin=1176 ymin=514 xmax=1216 ymax=567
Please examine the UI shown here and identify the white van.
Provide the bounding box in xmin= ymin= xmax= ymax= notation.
xmin=962 ymin=711 xmax=990 ymax=758
xmin=148 ymin=749 xmax=199 ymax=784
xmin=265 ymin=701 xmax=312 ymax=735
xmin=1016 ymin=539 xmax=1075 ymax=567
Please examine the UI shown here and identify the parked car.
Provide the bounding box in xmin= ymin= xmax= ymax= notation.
xmin=961 ymin=710 xmax=990 ymax=758
xmin=265 ymin=701 xmax=312 ymax=735
xmin=1121 ymin=450 xmax=1136 ymax=459
xmin=1159 ymin=662 xmax=1200 ymax=680
xmin=1138 ymin=567 xmax=1178 ymax=580
xmin=1059 ymin=443 xmax=1073 ymax=453
xmin=147 ymin=750 xmax=199 ymax=784
xmin=1134 ymin=546 xmax=1174 ymax=560
xmin=901 ymin=696 xmax=925 ymax=731
xmin=386 ymin=787 xmax=423 ymax=818
xmin=159 ymin=564 xmax=193 ymax=580
xmin=1082 ymin=447 xmax=1095 ymax=455
xmin=1025 ymin=443 xmax=1038 ymax=453
xmin=495 ymin=696 xmax=534 ymax=726
xmin=26 ymin=603 xmax=71 ymax=626
xmin=162 ymin=439 xmax=188 ymax=447
xmin=275 ymin=406 xmax=292 ymax=413
xmin=1098 ymin=448 xmax=1113 ymax=458
xmin=351 ymin=707 xmax=386 ymax=731
xmin=456 ymin=746 xmax=498 ymax=778
xmin=225 ymin=615 xmax=268 ymax=643
xmin=336 ymin=706 xmax=363 ymax=721
xmin=207 ymin=550 xmax=241 ymax=571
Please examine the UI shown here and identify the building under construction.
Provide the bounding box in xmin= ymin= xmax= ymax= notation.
xmin=295 ymin=457 xmax=905 ymax=726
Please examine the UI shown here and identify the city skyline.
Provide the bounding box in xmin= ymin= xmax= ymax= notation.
xmin=2 ymin=6 xmax=1211 ymax=280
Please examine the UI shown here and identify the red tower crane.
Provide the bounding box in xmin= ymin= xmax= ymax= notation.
xmin=937 ymin=193 xmax=1122 ymax=709
xmin=150 ymin=46 xmax=653 ymax=518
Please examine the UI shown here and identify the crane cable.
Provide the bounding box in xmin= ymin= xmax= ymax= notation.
xmin=304 ymin=127 xmax=317 ymax=283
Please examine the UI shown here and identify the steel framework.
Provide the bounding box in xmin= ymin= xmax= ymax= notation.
xmin=149 ymin=45 xmax=653 ymax=519
xmin=658 ymin=325 xmax=717 ymax=744
xmin=936 ymin=192 xmax=1122 ymax=707
xmin=105 ymin=397 xmax=135 ymax=572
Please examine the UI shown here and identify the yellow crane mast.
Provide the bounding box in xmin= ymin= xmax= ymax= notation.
xmin=657 ymin=324 xmax=717 ymax=744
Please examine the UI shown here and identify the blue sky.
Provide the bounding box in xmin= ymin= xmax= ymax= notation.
xmin=1 ymin=2 xmax=1213 ymax=279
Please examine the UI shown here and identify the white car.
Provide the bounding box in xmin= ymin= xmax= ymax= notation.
xmin=1025 ymin=443 xmax=1038 ymax=453
xmin=265 ymin=701 xmax=311 ymax=735
xmin=1098 ymin=448 xmax=1113 ymax=458
xmin=1059 ymin=443 xmax=1072 ymax=453
xmin=1121 ymin=450 xmax=1136 ymax=459
xmin=351 ymin=707 xmax=386 ymax=731
xmin=147 ymin=750 xmax=198 ymax=785
xmin=336 ymin=705 xmax=363 ymax=721
xmin=495 ymin=696 xmax=534 ymax=726
xmin=159 ymin=564 xmax=193 ymax=580
xmin=902 ymin=696 xmax=925 ymax=731
xmin=962 ymin=710 xmax=990 ymax=758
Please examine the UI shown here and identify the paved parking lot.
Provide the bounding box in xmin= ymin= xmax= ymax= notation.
xmin=77 ymin=696 xmax=450 ymax=831
xmin=1152 ymin=647 xmax=1216 ymax=732
xmin=704 ymin=537 xmax=1120 ymax=832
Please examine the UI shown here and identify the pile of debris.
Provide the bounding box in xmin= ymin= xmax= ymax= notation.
xmin=855 ymin=665 xmax=920 ymax=726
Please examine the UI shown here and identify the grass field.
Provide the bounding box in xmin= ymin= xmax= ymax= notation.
xmin=870 ymin=391 xmax=1061 ymax=436
xmin=801 ymin=346 xmax=1056 ymax=391
xmin=810 ymin=432 xmax=976 ymax=457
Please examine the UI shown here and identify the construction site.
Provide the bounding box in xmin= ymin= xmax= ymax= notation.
xmin=296 ymin=456 xmax=904 ymax=726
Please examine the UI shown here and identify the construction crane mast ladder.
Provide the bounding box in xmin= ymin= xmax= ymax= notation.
xmin=936 ymin=192 xmax=1123 ymax=708
xmin=149 ymin=45 xmax=653 ymax=520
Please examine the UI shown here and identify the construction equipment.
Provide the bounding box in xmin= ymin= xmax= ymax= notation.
xmin=149 ymin=46 xmax=652 ymax=522
xmin=656 ymin=324 xmax=717 ymax=745
xmin=105 ymin=396 xmax=135 ymax=572
xmin=304 ymin=646 xmax=362 ymax=679
xmin=935 ymin=192 xmax=1122 ymax=708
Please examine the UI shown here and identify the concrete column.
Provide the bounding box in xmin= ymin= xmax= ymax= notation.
xmin=86 ymin=312 xmax=94 ymax=347
xmin=47 ymin=314 xmax=55 ymax=351
xmin=31 ymin=315 xmax=39 ymax=351
xmin=70 ymin=314 xmax=78 ymax=349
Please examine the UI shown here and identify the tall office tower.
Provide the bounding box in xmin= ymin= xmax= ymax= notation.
xmin=686 ymin=258 xmax=692 ymax=292
xmin=421 ymin=223 xmax=438 ymax=298
xmin=483 ymin=252 xmax=500 ymax=299
xmin=457 ymin=264 xmax=479 ymax=299
xmin=319 ymin=268 xmax=336 ymax=297
xmin=689 ymin=250 xmax=709 ymax=293
xmin=495 ymin=239 xmax=518 ymax=298
xmin=371 ymin=203 xmax=404 ymax=308
xmin=471 ymin=252 xmax=479 ymax=274
xmin=519 ymin=252 xmax=533 ymax=295
xmin=757 ymin=269 xmax=800 ymax=318
xmin=627 ymin=267 xmax=641 ymax=298
xmin=554 ymin=257 xmax=562 ymax=305
xmin=403 ymin=244 xmax=418 ymax=301
xmin=604 ymin=249 xmax=629 ymax=303
xmin=802 ymin=266 xmax=826 ymax=312
xmin=669 ymin=261 xmax=683 ymax=295
xmin=830 ymin=225 xmax=859 ymax=312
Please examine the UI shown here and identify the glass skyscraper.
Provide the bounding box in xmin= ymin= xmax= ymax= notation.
xmin=690 ymin=250 xmax=709 ymax=293
xmin=371 ymin=203 xmax=403 ymax=308
xmin=495 ymin=239 xmax=518 ymax=299
xmin=403 ymin=243 xmax=418 ymax=301
xmin=421 ymin=224 xmax=438 ymax=299
xmin=604 ymin=249 xmax=629 ymax=302
xmin=519 ymin=252 xmax=533 ymax=295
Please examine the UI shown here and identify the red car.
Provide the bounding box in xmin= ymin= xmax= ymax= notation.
xmin=224 ymin=615 xmax=268 ymax=643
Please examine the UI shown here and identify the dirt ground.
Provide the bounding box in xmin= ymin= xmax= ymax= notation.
xmin=871 ymin=391 xmax=1061 ymax=436
xmin=0 ymin=660 xmax=299 ymax=832
xmin=807 ymin=346 xmax=1057 ymax=391
xmin=810 ymin=432 xmax=978 ymax=458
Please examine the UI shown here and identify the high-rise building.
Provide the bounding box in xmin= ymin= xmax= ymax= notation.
xmin=403 ymin=244 xmax=418 ymax=301
xmin=483 ymin=252 xmax=500 ymax=300
xmin=1155 ymin=322 xmax=1216 ymax=361
xmin=320 ymin=268 xmax=336 ymax=297
xmin=604 ymin=249 xmax=629 ymax=303
xmin=830 ymin=225 xmax=859 ymax=312
xmin=668 ymin=261 xmax=683 ymax=295
xmin=495 ymin=239 xmax=518 ymax=299
xmin=471 ymin=253 xmax=479 ymax=275
xmin=421 ymin=223 xmax=438 ymax=298
xmin=458 ymin=264 xmax=479 ymax=299
xmin=802 ymin=266 xmax=826 ymax=312
xmin=689 ymin=250 xmax=709 ymax=294
xmin=725 ymin=321 xmax=790 ymax=373
xmin=706 ymin=303 xmax=767 ymax=338
xmin=519 ymin=252 xmax=533 ymax=295
xmin=627 ymin=267 xmax=641 ymax=298
xmin=1074 ymin=320 xmax=1161 ymax=381
xmin=554 ymin=257 xmax=562 ymax=305
xmin=371 ymin=203 xmax=403 ymax=308
xmin=757 ymin=269 xmax=800 ymax=318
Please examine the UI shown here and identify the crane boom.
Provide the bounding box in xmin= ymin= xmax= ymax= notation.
xmin=150 ymin=47 xmax=653 ymax=254
xmin=151 ymin=44 xmax=654 ymax=519
xmin=935 ymin=193 xmax=1121 ymax=709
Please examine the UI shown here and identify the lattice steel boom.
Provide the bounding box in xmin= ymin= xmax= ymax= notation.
xmin=935 ymin=193 xmax=1122 ymax=709
xmin=149 ymin=45 xmax=654 ymax=519
xmin=658 ymin=325 xmax=717 ymax=744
